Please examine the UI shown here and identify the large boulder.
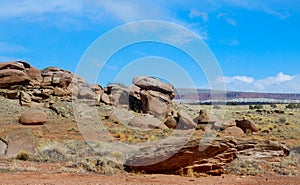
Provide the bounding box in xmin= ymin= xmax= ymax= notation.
xmin=140 ymin=90 xmax=173 ymax=117
xmin=213 ymin=119 xmax=236 ymax=131
xmin=133 ymin=76 xmax=175 ymax=97
xmin=19 ymin=109 xmax=47 ymax=125
xmin=224 ymin=126 xmax=244 ymax=138
xmin=5 ymin=129 xmax=37 ymax=158
xmin=131 ymin=76 xmax=176 ymax=117
xmin=125 ymin=137 xmax=237 ymax=175
xmin=0 ymin=69 xmax=30 ymax=88
xmin=235 ymin=119 xmax=258 ymax=133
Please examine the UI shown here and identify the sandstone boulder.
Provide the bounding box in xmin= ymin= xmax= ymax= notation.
xmin=78 ymin=87 xmax=95 ymax=100
xmin=235 ymin=119 xmax=258 ymax=133
xmin=224 ymin=126 xmax=244 ymax=138
xmin=0 ymin=69 xmax=30 ymax=88
xmin=164 ymin=116 xmax=178 ymax=129
xmin=133 ymin=76 xmax=174 ymax=96
xmin=177 ymin=113 xmax=197 ymax=130
xmin=125 ymin=137 xmax=237 ymax=175
xmin=19 ymin=109 xmax=47 ymax=125
xmin=100 ymin=93 xmax=111 ymax=105
xmin=129 ymin=115 xmax=168 ymax=130
xmin=213 ymin=119 xmax=236 ymax=130
xmin=237 ymin=139 xmax=290 ymax=159
xmin=5 ymin=129 xmax=37 ymax=158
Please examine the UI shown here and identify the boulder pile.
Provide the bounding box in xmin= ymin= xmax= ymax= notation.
xmin=0 ymin=61 xmax=110 ymax=106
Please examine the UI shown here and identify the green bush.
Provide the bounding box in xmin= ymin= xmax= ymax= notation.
xmin=286 ymin=103 xmax=300 ymax=109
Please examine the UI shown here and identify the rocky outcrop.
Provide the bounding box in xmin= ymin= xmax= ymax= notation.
xmin=235 ymin=119 xmax=258 ymax=133
xmin=132 ymin=76 xmax=175 ymax=117
xmin=125 ymin=137 xmax=237 ymax=175
xmin=19 ymin=109 xmax=47 ymax=125
xmin=0 ymin=61 xmax=109 ymax=106
xmin=0 ymin=61 xmax=31 ymax=88
xmin=237 ymin=140 xmax=290 ymax=159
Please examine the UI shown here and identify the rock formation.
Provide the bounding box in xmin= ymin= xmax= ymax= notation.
xmin=125 ymin=137 xmax=238 ymax=176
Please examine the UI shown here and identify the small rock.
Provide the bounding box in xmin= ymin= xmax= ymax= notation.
xmin=235 ymin=119 xmax=258 ymax=133
xmin=198 ymin=109 xmax=219 ymax=123
xmin=19 ymin=109 xmax=47 ymax=125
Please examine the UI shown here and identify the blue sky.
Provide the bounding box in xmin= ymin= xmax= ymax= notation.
xmin=0 ymin=0 xmax=300 ymax=93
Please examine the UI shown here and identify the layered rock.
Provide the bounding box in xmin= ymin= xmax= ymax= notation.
xmin=125 ymin=137 xmax=237 ymax=175
xmin=131 ymin=76 xmax=175 ymax=117
xmin=0 ymin=61 xmax=107 ymax=106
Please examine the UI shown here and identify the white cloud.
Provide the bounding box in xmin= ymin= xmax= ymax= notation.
xmin=189 ymin=9 xmax=209 ymax=22
xmin=217 ymin=13 xmax=237 ymax=26
xmin=0 ymin=42 xmax=26 ymax=53
xmin=220 ymin=72 xmax=300 ymax=93
xmin=221 ymin=0 xmax=293 ymax=20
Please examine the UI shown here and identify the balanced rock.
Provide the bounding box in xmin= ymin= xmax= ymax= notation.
xmin=19 ymin=109 xmax=47 ymax=125
xmin=133 ymin=76 xmax=175 ymax=96
xmin=235 ymin=119 xmax=258 ymax=133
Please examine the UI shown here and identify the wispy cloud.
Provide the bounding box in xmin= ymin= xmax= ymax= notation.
xmin=221 ymin=0 xmax=292 ymax=20
xmin=189 ymin=9 xmax=209 ymax=22
xmin=218 ymin=72 xmax=300 ymax=93
xmin=217 ymin=13 xmax=237 ymax=26
xmin=0 ymin=42 xmax=26 ymax=53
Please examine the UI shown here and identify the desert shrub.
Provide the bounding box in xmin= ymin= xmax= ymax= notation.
xmin=286 ymin=103 xmax=300 ymax=109
xmin=270 ymin=103 xmax=277 ymax=108
xmin=249 ymin=104 xmax=263 ymax=110
xmin=213 ymin=105 xmax=221 ymax=109
xmin=15 ymin=151 xmax=29 ymax=161
xmin=279 ymin=117 xmax=286 ymax=124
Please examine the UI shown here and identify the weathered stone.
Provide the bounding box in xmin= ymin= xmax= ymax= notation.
xmin=198 ymin=109 xmax=220 ymax=123
xmin=164 ymin=116 xmax=178 ymax=129
xmin=235 ymin=119 xmax=258 ymax=133
xmin=0 ymin=69 xmax=30 ymax=88
xmin=129 ymin=115 xmax=168 ymax=130
xmin=19 ymin=91 xmax=31 ymax=106
xmin=237 ymin=140 xmax=290 ymax=159
xmin=177 ymin=113 xmax=197 ymax=130
xmin=133 ymin=76 xmax=174 ymax=96
xmin=78 ymin=87 xmax=95 ymax=100
xmin=140 ymin=90 xmax=172 ymax=117
xmin=6 ymin=90 xmax=19 ymax=99
xmin=0 ymin=138 xmax=7 ymax=156
xmin=19 ymin=109 xmax=47 ymax=125
xmin=125 ymin=137 xmax=237 ymax=175
xmin=100 ymin=93 xmax=111 ymax=105
xmin=53 ymin=87 xmax=67 ymax=96
xmin=213 ymin=119 xmax=236 ymax=130
xmin=224 ymin=126 xmax=244 ymax=138
xmin=0 ymin=61 xmax=28 ymax=70
xmin=26 ymin=67 xmax=42 ymax=85
xmin=5 ymin=129 xmax=37 ymax=158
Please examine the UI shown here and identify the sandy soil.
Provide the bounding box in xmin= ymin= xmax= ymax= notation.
xmin=0 ymin=172 xmax=299 ymax=185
